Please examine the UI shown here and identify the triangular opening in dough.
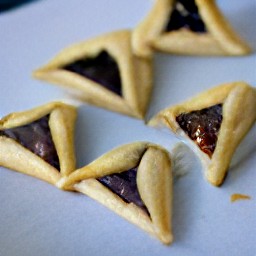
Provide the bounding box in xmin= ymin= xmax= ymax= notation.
xmin=165 ymin=0 xmax=206 ymax=33
xmin=149 ymin=82 xmax=256 ymax=186
xmin=57 ymin=142 xmax=173 ymax=244
xmin=62 ymin=50 xmax=122 ymax=96
xmin=0 ymin=114 xmax=60 ymax=170
xmin=132 ymin=0 xmax=251 ymax=57
xmin=97 ymin=165 xmax=149 ymax=214
xmin=33 ymin=30 xmax=153 ymax=119
xmin=0 ymin=102 xmax=77 ymax=185
xmin=175 ymin=103 xmax=223 ymax=158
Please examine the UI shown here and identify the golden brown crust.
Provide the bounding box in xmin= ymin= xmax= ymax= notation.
xmin=197 ymin=0 xmax=251 ymax=55
xmin=0 ymin=136 xmax=60 ymax=184
xmin=149 ymin=82 xmax=256 ymax=186
xmin=132 ymin=0 xmax=172 ymax=58
xmin=230 ymin=193 xmax=251 ymax=202
xmin=132 ymin=0 xmax=251 ymax=57
xmin=0 ymin=102 xmax=77 ymax=184
xmin=57 ymin=141 xmax=150 ymax=190
xmin=33 ymin=30 xmax=153 ymax=119
xmin=137 ymin=146 xmax=173 ymax=244
xmin=74 ymin=179 xmax=155 ymax=238
xmin=58 ymin=142 xmax=173 ymax=245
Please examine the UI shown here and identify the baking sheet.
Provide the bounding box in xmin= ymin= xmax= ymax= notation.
xmin=0 ymin=0 xmax=255 ymax=255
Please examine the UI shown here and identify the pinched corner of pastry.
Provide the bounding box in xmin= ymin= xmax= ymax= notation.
xmin=136 ymin=145 xmax=173 ymax=244
xmin=132 ymin=0 xmax=251 ymax=56
xmin=57 ymin=142 xmax=173 ymax=245
xmin=132 ymin=0 xmax=171 ymax=58
xmin=33 ymin=30 xmax=153 ymax=120
xmin=0 ymin=101 xmax=77 ymax=185
xmin=148 ymin=82 xmax=256 ymax=186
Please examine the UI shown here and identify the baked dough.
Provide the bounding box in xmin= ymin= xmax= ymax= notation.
xmin=0 ymin=102 xmax=77 ymax=185
xmin=57 ymin=142 xmax=173 ymax=245
xmin=132 ymin=0 xmax=251 ymax=57
xmin=33 ymin=30 xmax=153 ymax=119
xmin=149 ymin=82 xmax=256 ymax=186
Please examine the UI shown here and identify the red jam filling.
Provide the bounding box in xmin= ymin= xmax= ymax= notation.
xmin=176 ymin=104 xmax=223 ymax=157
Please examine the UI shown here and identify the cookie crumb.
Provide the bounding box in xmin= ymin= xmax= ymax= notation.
xmin=230 ymin=194 xmax=251 ymax=202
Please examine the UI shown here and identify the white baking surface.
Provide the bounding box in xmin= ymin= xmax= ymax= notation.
xmin=0 ymin=0 xmax=255 ymax=255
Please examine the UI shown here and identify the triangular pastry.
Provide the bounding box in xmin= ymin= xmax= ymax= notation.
xmin=149 ymin=82 xmax=256 ymax=186
xmin=132 ymin=0 xmax=251 ymax=57
xmin=0 ymin=102 xmax=77 ymax=185
xmin=33 ymin=30 xmax=153 ymax=119
xmin=57 ymin=142 xmax=173 ymax=245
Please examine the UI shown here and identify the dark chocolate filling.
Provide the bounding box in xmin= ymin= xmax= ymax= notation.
xmin=165 ymin=0 xmax=206 ymax=33
xmin=0 ymin=115 xmax=60 ymax=170
xmin=97 ymin=167 xmax=149 ymax=214
xmin=62 ymin=50 xmax=122 ymax=96
xmin=176 ymin=104 xmax=223 ymax=157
